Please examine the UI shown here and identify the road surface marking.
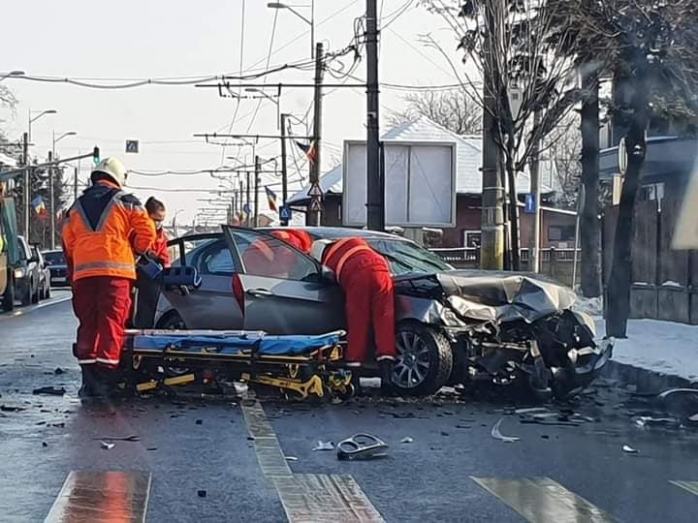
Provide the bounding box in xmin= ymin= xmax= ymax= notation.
xmin=0 ymin=295 xmax=72 ymax=321
xmin=44 ymin=471 xmax=151 ymax=523
xmin=671 ymin=480 xmax=698 ymax=497
xmin=471 ymin=477 xmax=616 ymax=523
xmin=241 ymin=392 xmax=384 ymax=522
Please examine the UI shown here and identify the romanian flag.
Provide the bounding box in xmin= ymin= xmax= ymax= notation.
xmin=295 ymin=140 xmax=317 ymax=164
xmin=32 ymin=196 xmax=47 ymax=218
xmin=265 ymin=186 xmax=278 ymax=212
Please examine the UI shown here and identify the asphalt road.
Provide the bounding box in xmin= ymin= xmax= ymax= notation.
xmin=1 ymin=297 xmax=698 ymax=522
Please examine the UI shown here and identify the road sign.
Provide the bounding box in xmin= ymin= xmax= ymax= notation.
xmin=309 ymin=199 xmax=322 ymax=211
xmin=279 ymin=205 xmax=292 ymax=221
xmin=126 ymin=140 xmax=139 ymax=154
xmin=524 ymin=193 xmax=536 ymax=214
xmin=308 ymin=183 xmax=323 ymax=197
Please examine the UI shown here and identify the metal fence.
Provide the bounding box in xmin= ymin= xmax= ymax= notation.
xmin=429 ymin=247 xmax=581 ymax=287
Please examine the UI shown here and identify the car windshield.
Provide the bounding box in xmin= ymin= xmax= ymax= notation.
xmin=43 ymin=252 xmax=65 ymax=266
xmin=369 ymin=239 xmax=452 ymax=275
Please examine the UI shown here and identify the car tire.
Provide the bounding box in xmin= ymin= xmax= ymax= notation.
xmin=45 ymin=285 xmax=51 ymax=299
xmin=392 ymin=322 xmax=453 ymax=397
xmin=32 ymin=282 xmax=40 ymax=304
xmin=156 ymin=311 xmax=187 ymax=330
xmin=21 ymin=283 xmax=32 ymax=306
xmin=2 ymin=272 xmax=14 ymax=312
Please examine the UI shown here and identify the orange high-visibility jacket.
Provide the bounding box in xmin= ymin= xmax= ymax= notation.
xmin=62 ymin=181 xmax=156 ymax=282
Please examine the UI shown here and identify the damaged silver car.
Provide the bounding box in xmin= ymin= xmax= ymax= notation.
xmin=144 ymin=226 xmax=612 ymax=398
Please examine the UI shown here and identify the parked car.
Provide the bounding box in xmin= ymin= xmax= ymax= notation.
xmin=14 ymin=235 xmax=41 ymax=306
xmin=42 ymin=249 xmax=69 ymax=287
xmin=31 ymin=246 xmax=51 ymax=300
xmin=138 ymin=226 xmax=611 ymax=397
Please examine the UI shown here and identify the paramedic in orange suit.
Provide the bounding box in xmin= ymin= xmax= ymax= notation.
xmin=62 ymin=158 xmax=155 ymax=398
xmin=310 ymin=237 xmax=396 ymax=393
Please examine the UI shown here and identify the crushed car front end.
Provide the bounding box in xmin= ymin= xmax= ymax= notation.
xmin=394 ymin=272 xmax=614 ymax=398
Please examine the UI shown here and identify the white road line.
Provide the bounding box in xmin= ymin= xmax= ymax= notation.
xmin=0 ymin=295 xmax=72 ymax=320
xmin=670 ymin=480 xmax=698 ymax=497
xmin=240 ymin=391 xmax=385 ymax=522
xmin=471 ymin=476 xmax=616 ymax=523
xmin=44 ymin=471 xmax=151 ymax=523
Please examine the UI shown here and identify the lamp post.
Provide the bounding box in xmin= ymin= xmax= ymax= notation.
xmin=24 ymin=108 xmax=57 ymax=240
xmin=267 ymin=2 xmax=314 ymax=59
xmin=0 ymin=70 xmax=25 ymax=82
xmin=50 ymin=131 xmax=77 ymax=249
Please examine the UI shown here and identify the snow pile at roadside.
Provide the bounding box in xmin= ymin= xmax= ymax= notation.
xmin=574 ymin=295 xmax=603 ymax=318
xmin=595 ymin=319 xmax=698 ymax=382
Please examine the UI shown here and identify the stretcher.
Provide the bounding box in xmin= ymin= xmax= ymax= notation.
xmin=120 ymin=329 xmax=355 ymax=401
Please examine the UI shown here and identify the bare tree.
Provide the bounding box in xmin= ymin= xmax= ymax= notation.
xmin=546 ymin=115 xmax=582 ymax=210
xmin=387 ymin=89 xmax=482 ymax=135
xmin=423 ymin=0 xmax=584 ymax=270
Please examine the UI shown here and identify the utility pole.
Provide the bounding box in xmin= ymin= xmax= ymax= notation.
xmin=280 ymin=113 xmax=289 ymax=226
xmin=245 ymin=171 xmax=251 ymax=227
xmin=239 ymin=179 xmax=244 ymax=221
xmin=22 ymin=132 xmax=30 ymax=238
xmin=479 ymin=3 xmax=505 ymax=270
xmin=529 ymin=108 xmax=542 ymax=273
xmin=366 ymin=0 xmax=382 ymax=231
xmin=254 ymin=156 xmax=260 ymax=227
xmin=73 ymin=166 xmax=79 ymax=201
xmin=307 ymin=42 xmax=324 ymax=226
xmin=48 ymin=151 xmax=56 ymax=250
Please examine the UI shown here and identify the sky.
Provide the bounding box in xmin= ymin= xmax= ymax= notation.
xmin=0 ymin=0 xmax=465 ymax=227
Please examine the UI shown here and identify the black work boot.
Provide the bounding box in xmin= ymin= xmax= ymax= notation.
xmin=379 ymin=359 xmax=395 ymax=396
xmin=78 ymin=365 xmax=97 ymax=398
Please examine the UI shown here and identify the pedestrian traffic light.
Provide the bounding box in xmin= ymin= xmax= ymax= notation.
xmin=93 ymin=146 xmax=100 ymax=164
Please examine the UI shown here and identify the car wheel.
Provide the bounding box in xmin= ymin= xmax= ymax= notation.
xmin=32 ymin=282 xmax=40 ymax=304
xmin=21 ymin=283 xmax=32 ymax=306
xmin=2 ymin=272 xmax=15 ymax=312
xmin=156 ymin=311 xmax=187 ymax=330
xmin=45 ymin=284 xmax=51 ymax=299
xmin=392 ymin=322 xmax=453 ymax=397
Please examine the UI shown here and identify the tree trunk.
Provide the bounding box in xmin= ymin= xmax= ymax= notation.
xmin=580 ymin=66 xmax=602 ymax=298
xmin=506 ymin=151 xmax=521 ymax=271
xmin=606 ymin=69 xmax=651 ymax=338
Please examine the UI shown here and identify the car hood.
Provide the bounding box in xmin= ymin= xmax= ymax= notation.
xmin=394 ymin=270 xmax=577 ymax=324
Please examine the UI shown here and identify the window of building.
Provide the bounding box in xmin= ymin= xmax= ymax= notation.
xmin=463 ymin=230 xmax=481 ymax=248
xmin=548 ymin=225 xmax=576 ymax=242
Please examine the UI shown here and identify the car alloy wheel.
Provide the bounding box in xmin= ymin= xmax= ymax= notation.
xmin=393 ymin=331 xmax=431 ymax=389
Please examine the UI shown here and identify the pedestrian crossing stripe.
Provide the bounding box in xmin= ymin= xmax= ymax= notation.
xmin=671 ymin=480 xmax=698 ymax=497
xmin=471 ymin=476 xmax=617 ymax=523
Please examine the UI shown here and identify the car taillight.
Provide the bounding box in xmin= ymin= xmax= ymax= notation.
xmin=232 ymin=273 xmax=244 ymax=316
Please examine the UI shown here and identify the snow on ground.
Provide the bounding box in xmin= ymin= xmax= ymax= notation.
xmin=574 ymin=295 xmax=604 ymax=317
xmin=595 ymin=318 xmax=698 ymax=382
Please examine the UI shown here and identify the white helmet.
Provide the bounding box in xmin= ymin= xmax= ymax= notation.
xmin=310 ymin=239 xmax=333 ymax=263
xmin=92 ymin=157 xmax=128 ymax=187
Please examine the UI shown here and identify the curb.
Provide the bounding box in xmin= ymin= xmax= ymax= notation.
xmin=601 ymin=360 xmax=697 ymax=393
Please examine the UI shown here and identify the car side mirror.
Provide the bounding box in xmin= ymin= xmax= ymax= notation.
xmin=321 ymin=265 xmax=336 ymax=282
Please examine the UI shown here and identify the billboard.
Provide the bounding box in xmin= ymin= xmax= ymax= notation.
xmin=342 ymin=140 xmax=456 ymax=228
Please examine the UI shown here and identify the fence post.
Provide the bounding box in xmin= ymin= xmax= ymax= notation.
xmin=550 ymin=247 xmax=557 ymax=279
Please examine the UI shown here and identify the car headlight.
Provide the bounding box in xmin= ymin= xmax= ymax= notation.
xmin=14 ymin=268 xmax=25 ymax=279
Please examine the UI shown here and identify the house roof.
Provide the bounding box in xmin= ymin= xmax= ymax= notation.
xmin=0 ymin=152 xmax=17 ymax=168
xmin=288 ymin=116 xmax=557 ymax=205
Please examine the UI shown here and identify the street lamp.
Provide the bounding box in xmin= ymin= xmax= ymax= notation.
xmin=28 ymin=109 xmax=57 ymax=144
xmin=267 ymin=2 xmax=315 ymax=59
xmin=49 ymin=131 xmax=77 ymax=249
xmin=24 ymin=108 xmax=57 ymax=240
xmin=0 ymin=70 xmax=25 ymax=81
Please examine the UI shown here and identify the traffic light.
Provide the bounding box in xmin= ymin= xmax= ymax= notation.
xmin=93 ymin=146 xmax=100 ymax=164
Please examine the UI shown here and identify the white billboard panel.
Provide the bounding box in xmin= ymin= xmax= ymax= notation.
xmin=342 ymin=140 xmax=456 ymax=227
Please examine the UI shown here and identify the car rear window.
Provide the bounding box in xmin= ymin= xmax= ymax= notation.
xmin=43 ymin=251 xmax=66 ymax=265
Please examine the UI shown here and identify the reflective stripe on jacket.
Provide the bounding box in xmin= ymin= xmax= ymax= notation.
xmin=62 ymin=181 xmax=156 ymax=282
xmin=323 ymin=237 xmax=376 ymax=284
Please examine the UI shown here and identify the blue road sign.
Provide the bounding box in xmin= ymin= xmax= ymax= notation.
xmin=279 ymin=205 xmax=292 ymax=221
xmin=524 ymin=193 xmax=536 ymax=214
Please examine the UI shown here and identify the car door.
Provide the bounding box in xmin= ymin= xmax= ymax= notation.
xmin=161 ymin=234 xmax=244 ymax=330
xmin=222 ymin=226 xmax=346 ymax=335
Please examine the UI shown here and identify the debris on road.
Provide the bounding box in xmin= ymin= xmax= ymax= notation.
xmin=401 ymin=437 xmax=414 ymax=444
xmin=312 ymin=441 xmax=335 ymax=451
xmin=634 ymin=416 xmax=680 ymax=428
xmin=54 ymin=368 xmax=65 ymax=375
xmin=337 ymin=433 xmax=389 ymax=461
xmin=440 ymin=431 xmax=449 ymax=437
xmin=0 ymin=405 xmax=26 ymax=412
xmin=689 ymin=413 xmax=698 ymax=422
xmin=95 ymin=435 xmax=140 ymax=442
xmin=100 ymin=441 xmax=115 ymax=450
xmin=147 ymin=447 xmax=158 ymax=451
xmin=514 ymin=407 xmax=549 ymax=415
xmin=491 ymin=418 xmax=520 ymax=443
xmin=42 ymin=442 xmax=48 ymax=447
xmin=195 ymin=419 xmax=203 ymax=425
xmin=197 ymin=490 xmax=207 ymax=498
xmin=285 ymin=456 xmax=298 ymax=462
xmin=32 ymin=386 xmax=66 ymax=396
xmin=622 ymin=444 xmax=639 ymax=454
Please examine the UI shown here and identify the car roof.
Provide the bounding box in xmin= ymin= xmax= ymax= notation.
xmin=260 ymin=226 xmax=404 ymax=241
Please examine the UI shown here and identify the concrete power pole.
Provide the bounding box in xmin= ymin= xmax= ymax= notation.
xmin=529 ymin=109 xmax=542 ymax=273
xmin=365 ymin=0 xmax=382 ymax=231
xmin=307 ymin=42 xmax=324 ymax=226
xmin=22 ymin=133 xmax=30 ymax=238
xmin=48 ymin=151 xmax=56 ymax=250
xmin=479 ymin=3 xmax=505 ymax=270
xmin=245 ymin=171 xmax=251 ymax=227
xmin=254 ymin=156 xmax=260 ymax=227
xmin=280 ymin=113 xmax=289 ymax=226
xmin=73 ymin=166 xmax=79 ymax=201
